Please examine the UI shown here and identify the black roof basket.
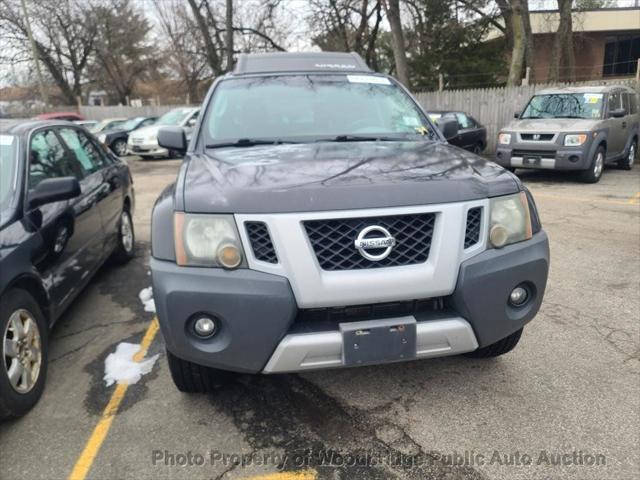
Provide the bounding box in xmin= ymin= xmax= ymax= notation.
xmin=233 ymin=52 xmax=372 ymax=75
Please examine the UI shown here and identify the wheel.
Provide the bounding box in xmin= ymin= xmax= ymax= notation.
xmin=0 ymin=289 xmax=48 ymax=420
xmin=580 ymin=145 xmax=605 ymax=183
xmin=110 ymin=139 xmax=127 ymax=157
xmin=472 ymin=142 xmax=484 ymax=155
xmin=111 ymin=208 xmax=135 ymax=264
xmin=168 ymin=149 xmax=183 ymax=159
xmin=166 ymin=350 xmax=232 ymax=393
xmin=618 ymin=139 xmax=636 ymax=171
xmin=464 ymin=328 xmax=523 ymax=358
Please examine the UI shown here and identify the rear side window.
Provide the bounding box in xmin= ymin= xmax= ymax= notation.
xmin=626 ymin=93 xmax=638 ymax=114
xmin=29 ymin=130 xmax=84 ymax=188
xmin=609 ymin=92 xmax=623 ymax=112
xmin=59 ymin=128 xmax=107 ymax=174
xmin=455 ymin=113 xmax=473 ymax=129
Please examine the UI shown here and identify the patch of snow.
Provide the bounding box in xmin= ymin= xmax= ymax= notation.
xmin=139 ymin=287 xmax=155 ymax=313
xmin=103 ymin=342 xmax=159 ymax=387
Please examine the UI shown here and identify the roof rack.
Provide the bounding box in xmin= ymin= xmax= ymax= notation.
xmin=233 ymin=52 xmax=372 ymax=75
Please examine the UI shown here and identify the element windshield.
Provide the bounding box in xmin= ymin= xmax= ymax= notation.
xmin=202 ymin=74 xmax=436 ymax=145
xmin=522 ymin=93 xmax=604 ymax=119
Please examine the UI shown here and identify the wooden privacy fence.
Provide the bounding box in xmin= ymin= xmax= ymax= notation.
xmin=414 ymin=79 xmax=639 ymax=153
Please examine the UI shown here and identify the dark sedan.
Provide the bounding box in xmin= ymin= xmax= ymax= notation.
xmin=428 ymin=111 xmax=487 ymax=154
xmin=96 ymin=116 xmax=157 ymax=157
xmin=0 ymin=120 xmax=135 ymax=420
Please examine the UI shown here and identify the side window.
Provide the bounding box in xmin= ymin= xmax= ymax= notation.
xmin=629 ymin=93 xmax=638 ymax=115
xmin=59 ymin=128 xmax=107 ymax=174
xmin=455 ymin=113 xmax=472 ymax=129
xmin=29 ymin=130 xmax=84 ymax=189
xmin=609 ymin=92 xmax=622 ymax=113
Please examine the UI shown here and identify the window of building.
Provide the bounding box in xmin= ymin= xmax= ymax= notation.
xmin=603 ymin=34 xmax=640 ymax=77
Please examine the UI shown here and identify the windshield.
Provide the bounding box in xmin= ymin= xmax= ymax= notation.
xmin=0 ymin=134 xmax=18 ymax=220
xmin=202 ymin=74 xmax=436 ymax=145
xmin=157 ymin=108 xmax=194 ymax=126
xmin=120 ymin=117 xmax=144 ymax=130
xmin=522 ymin=93 xmax=604 ymax=119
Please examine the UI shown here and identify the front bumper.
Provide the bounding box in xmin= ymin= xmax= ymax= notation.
xmin=495 ymin=141 xmax=592 ymax=171
xmin=151 ymin=231 xmax=549 ymax=374
xmin=127 ymin=142 xmax=168 ymax=157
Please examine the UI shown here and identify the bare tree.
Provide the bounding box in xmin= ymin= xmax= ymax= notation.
xmin=0 ymin=0 xmax=94 ymax=104
xmin=548 ymin=0 xmax=575 ymax=82
xmin=225 ymin=0 xmax=234 ymax=71
xmin=382 ymin=0 xmax=410 ymax=86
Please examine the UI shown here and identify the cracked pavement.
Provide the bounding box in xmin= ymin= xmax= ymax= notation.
xmin=0 ymin=158 xmax=638 ymax=480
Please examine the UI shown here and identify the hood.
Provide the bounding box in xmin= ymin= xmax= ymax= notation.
xmin=505 ymin=118 xmax=600 ymax=132
xmin=181 ymin=141 xmax=520 ymax=214
xmin=129 ymin=125 xmax=161 ymax=139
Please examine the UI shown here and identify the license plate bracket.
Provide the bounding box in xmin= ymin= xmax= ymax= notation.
xmin=524 ymin=155 xmax=541 ymax=166
xmin=340 ymin=317 xmax=416 ymax=367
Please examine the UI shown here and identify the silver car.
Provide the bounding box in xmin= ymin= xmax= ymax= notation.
xmin=495 ymin=86 xmax=639 ymax=183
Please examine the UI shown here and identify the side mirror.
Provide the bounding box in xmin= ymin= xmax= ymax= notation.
xmin=158 ymin=127 xmax=187 ymax=154
xmin=186 ymin=118 xmax=197 ymax=128
xmin=514 ymin=111 xmax=520 ymax=119
xmin=28 ymin=177 xmax=80 ymax=210
xmin=610 ymin=108 xmax=626 ymax=118
xmin=436 ymin=117 xmax=459 ymax=141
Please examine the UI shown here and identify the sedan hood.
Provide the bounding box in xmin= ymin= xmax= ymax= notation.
xmin=506 ymin=118 xmax=600 ymax=132
xmin=181 ymin=141 xmax=519 ymax=214
xmin=129 ymin=125 xmax=161 ymax=139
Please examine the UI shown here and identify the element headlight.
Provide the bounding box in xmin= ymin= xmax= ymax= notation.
xmin=498 ymin=133 xmax=511 ymax=145
xmin=489 ymin=192 xmax=533 ymax=248
xmin=174 ymin=213 xmax=245 ymax=268
xmin=564 ymin=134 xmax=588 ymax=146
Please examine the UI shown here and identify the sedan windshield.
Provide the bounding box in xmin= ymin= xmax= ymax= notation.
xmin=120 ymin=117 xmax=144 ymax=130
xmin=157 ymin=108 xmax=194 ymax=126
xmin=522 ymin=93 xmax=604 ymax=119
xmin=202 ymin=74 xmax=436 ymax=145
xmin=0 ymin=134 xmax=18 ymax=221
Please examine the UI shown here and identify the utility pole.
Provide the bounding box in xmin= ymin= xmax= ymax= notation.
xmin=225 ymin=0 xmax=233 ymax=72
xmin=20 ymin=0 xmax=48 ymax=105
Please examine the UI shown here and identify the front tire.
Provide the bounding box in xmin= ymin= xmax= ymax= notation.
xmin=111 ymin=208 xmax=135 ymax=264
xmin=618 ymin=139 xmax=636 ymax=171
xmin=0 ymin=289 xmax=48 ymax=421
xmin=580 ymin=145 xmax=605 ymax=183
xmin=465 ymin=328 xmax=523 ymax=358
xmin=111 ymin=139 xmax=128 ymax=157
xmin=166 ymin=350 xmax=232 ymax=393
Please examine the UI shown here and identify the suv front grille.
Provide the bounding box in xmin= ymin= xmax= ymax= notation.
xmin=512 ymin=149 xmax=557 ymax=159
xmin=304 ymin=213 xmax=436 ymax=271
xmin=464 ymin=207 xmax=482 ymax=248
xmin=520 ymin=133 xmax=555 ymax=141
xmin=245 ymin=222 xmax=278 ymax=263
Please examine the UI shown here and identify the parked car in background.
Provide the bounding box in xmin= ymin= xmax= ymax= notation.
xmin=34 ymin=112 xmax=84 ymax=122
xmin=89 ymin=118 xmax=127 ymax=135
xmin=74 ymin=120 xmax=98 ymax=131
xmin=428 ymin=111 xmax=487 ymax=153
xmin=0 ymin=120 xmax=135 ymax=419
xmin=96 ymin=116 xmax=157 ymax=157
xmin=495 ymin=86 xmax=639 ymax=183
xmin=127 ymin=108 xmax=199 ymax=159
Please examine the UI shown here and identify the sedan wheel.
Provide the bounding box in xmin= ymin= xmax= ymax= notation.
xmin=111 ymin=208 xmax=135 ymax=264
xmin=3 ymin=309 xmax=42 ymax=394
xmin=112 ymin=139 xmax=128 ymax=157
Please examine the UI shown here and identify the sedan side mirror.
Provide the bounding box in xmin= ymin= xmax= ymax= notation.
xmin=158 ymin=127 xmax=187 ymax=154
xmin=28 ymin=177 xmax=81 ymax=210
xmin=610 ymin=108 xmax=626 ymax=118
xmin=436 ymin=117 xmax=459 ymax=141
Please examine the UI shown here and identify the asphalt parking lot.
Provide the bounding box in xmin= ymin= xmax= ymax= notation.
xmin=1 ymin=157 xmax=638 ymax=480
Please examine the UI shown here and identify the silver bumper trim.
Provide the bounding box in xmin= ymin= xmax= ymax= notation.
xmin=262 ymin=316 xmax=478 ymax=373
xmin=511 ymin=157 xmax=556 ymax=169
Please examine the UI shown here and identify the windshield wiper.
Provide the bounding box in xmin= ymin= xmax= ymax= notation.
xmin=205 ymin=138 xmax=297 ymax=149
xmin=323 ymin=134 xmax=416 ymax=143
xmin=555 ymin=115 xmax=585 ymax=119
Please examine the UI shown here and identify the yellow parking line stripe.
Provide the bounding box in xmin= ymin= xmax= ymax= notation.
xmin=628 ymin=191 xmax=640 ymax=205
xmin=68 ymin=318 xmax=160 ymax=480
xmin=247 ymin=471 xmax=318 ymax=480
xmin=531 ymin=192 xmax=640 ymax=207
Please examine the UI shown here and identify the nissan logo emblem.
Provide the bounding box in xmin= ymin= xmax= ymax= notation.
xmin=354 ymin=225 xmax=396 ymax=261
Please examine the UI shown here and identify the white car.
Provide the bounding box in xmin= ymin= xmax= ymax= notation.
xmin=127 ymin=107 xmax=199 ymax=159
xmin=89 ymin=118 xmax=126 ymax=134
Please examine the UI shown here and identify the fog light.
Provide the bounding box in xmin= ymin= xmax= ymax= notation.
xmin=490 ymin=224 xmax=509 ymax=248
xmin=193 ymin=316 xmax=217 ymax=338
xmin=509 ymin=286 xmax=528 ymax=307
xmin=217 ymin=244 xmax=242 ymax=269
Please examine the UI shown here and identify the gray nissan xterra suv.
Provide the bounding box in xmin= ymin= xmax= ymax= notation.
xmin=495 ymin=85 xmax=639 ymax=183
xmin=151 ymin=52 xmax=550 ymax=392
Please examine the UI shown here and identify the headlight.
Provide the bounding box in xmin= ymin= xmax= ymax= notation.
xmin=489 ymin=192 xmax=533 ymax=248
xmin=564 ymin=134 xmax=588 ymax=146
xmin=498 ymin=133 xmax=511 ymax=145
xmin=97 ymin=134 xmax=106 ymax=143
xmin=174 ymin=213 xmax=245 ymax=268
xmin=147 ymin=135 xmax=157 ymax=143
